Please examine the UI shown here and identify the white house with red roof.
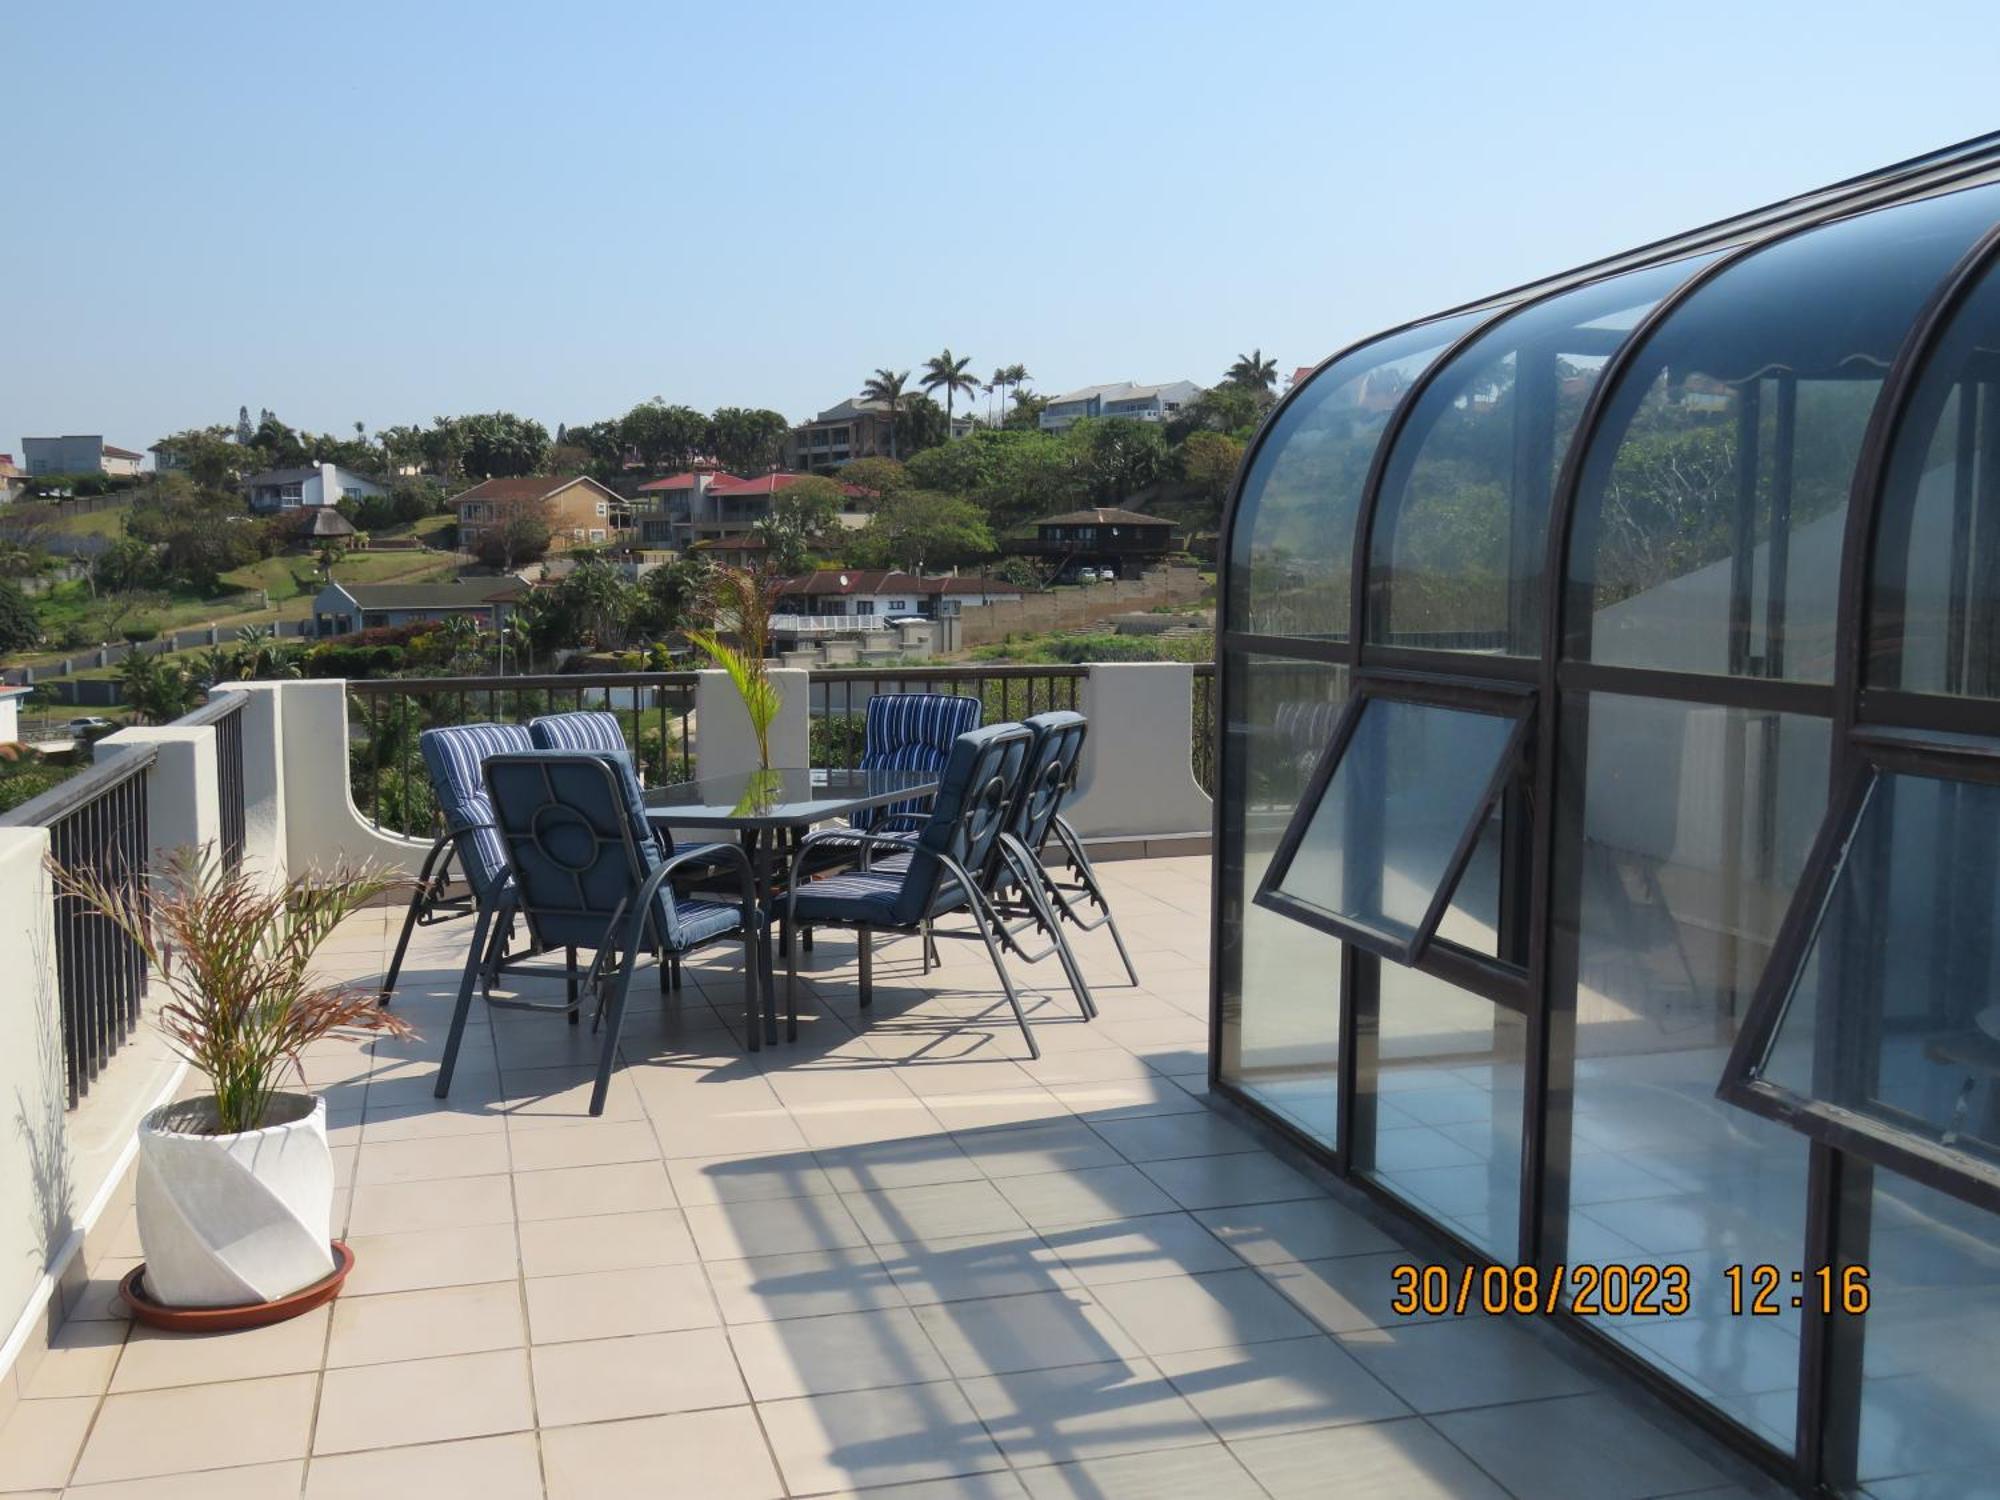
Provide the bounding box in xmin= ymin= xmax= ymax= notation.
xmin=650 ymin=470 xmax=869 ymax=550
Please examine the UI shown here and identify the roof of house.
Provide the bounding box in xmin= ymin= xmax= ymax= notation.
xmin=1044 ymin=380 xmax=1200 ymax=409
xmin=803 ymin=397 xmax=895 ymax=425
xmin=451 ymin=474 xmax=615 ymax=506
xmin=706 ymin=473 xmax=866 ymax=498
xmin=101 ymin=444 xmax=145 ymax=462
xmin=776 ymin=569 xmax=1021 ymax=598
xmin=637 ymin=469 xmax=740 ymax=493
xmin=1035 ymin=507 xmax=1175 ymax=528
xmin=244 ymin=463 xmax=384 ymax=488
xmin=335 ymin=580 xmax=529 ymax=610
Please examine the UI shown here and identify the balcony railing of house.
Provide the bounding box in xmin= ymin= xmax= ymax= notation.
xmin=0 ymin=747 xmax=155 ymax=1106
xmin=177 ymin=692 xmax=247 ymax=873
xmin=346 ymin=661 xmax=1216 ymax=841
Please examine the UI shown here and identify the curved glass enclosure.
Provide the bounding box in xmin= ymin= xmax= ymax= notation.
xmin=1215 ymin=158 xmax=2000 ymax=1497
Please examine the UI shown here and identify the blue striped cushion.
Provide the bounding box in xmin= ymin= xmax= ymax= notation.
xmin=851 ymin=693 xmax=981 ymax=831
xmin=529 ymin=711 xmax=626 ymax=754
xmin=790 ymin=869 xmax=966 ymax=926
xmin=419 ymin=723 xmax=535 ymax=901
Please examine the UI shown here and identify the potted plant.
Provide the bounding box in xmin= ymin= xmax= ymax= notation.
xmin=686 ymin=566 xmax=782 ymax=770
xmin=56 ymin=847 xmax=412 ymax=1319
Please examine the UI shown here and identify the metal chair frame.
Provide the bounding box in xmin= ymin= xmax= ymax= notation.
xmin=433 ymin=755 xmax=761 ymax=1116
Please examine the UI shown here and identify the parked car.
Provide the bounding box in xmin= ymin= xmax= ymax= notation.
xmin=64 ymin=716 xmax=114 ymax=735
xmin=1076 ymin=567 xmax=1099 ymax=583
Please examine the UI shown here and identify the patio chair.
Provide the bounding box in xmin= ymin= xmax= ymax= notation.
xmin=849 ymin=691 xmax=983 ymax=835
xmin=781 ymin=722 xmax=1089 ymax=1058
xmin=378 ymin=721 xmax=533 ymax=1006
xmin=529 ymin=710 xmax=728 ymax=988
xmin=433 ymin=749 xmax=761 ymax=1116
xmin=1000 ymin=710 xmax=1140 ymax=986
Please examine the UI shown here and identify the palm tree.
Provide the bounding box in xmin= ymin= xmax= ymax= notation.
xmin=1001 ymin=363 xmax=1031 ymax=421
xmin=987 ymin=368 xmax=1008 ymax=426
xmin=920 ymin=349 xmax=981 ymax=438
xmin=861 ymin=368 xmax=911 ymax=459
xmin=1227 ymin=349 xmax=1278 ymax=391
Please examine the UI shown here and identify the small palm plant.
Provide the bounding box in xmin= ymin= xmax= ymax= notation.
xmin=685 ymin=566 xmax=782 ymax=770
xmin=55 ymin=848 xmax=414 ymax=1134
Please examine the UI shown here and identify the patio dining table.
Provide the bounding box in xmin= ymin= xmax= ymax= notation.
xmin=642 ymin=765 xmax=942 ymax=1047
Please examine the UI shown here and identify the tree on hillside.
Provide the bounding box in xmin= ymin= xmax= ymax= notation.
xmin=472 ymin=492 xmax=555 ymax=571
xmin=920 ymin=348 xmax=980 ymax=437
xmin=1169 ymin=382 xmax=1268 ymax=442
xmin=754 ymin=476 xmax=845 ymax=575
xmin=861 ymin=369 xmax=911 ymax=459
xmin=621 ymin=400 xmax=709 ymax=472
xmin=155 ymin=426 xmax=246 ymax=490
xmin=1070 ymin=418 xmax=1168 ymax=505
xmin=0 ymin=581 xmax=40 ymax=661
xmin=849 ymin=489 xmax=995 ymax=574
xmin=1004 ymin=388 xmax=1049 ymax=430
xmin=839 ymin=456 xmax=907 ymax=500
xmin=561 ymin=420 xmax=626 ymax=476
xmin=456 ymin=412 xmax=550 ymax=479
xmin=235 ymin=406 xmax=255 ymax=445
xmin=1226 ymin=349 xmax=1278 ymax=391
xmin=1180 ymin=430 xmax=1246 ymax=519
xmin=894 ymin=394 xmax=950 ymax=457
xmin=710 ymin=407 xmax=790 ymax=475
xmin=554 ymin=555 xmax=641 ymax=649
xmin=635 ymin=551 xmax=715 ymax=637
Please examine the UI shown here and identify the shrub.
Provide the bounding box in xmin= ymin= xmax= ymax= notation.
xmin=122 ymin=626 xmax=159 ymax=644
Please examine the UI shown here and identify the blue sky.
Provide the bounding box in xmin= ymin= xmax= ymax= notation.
xmin=5 ymin=1 xmax=1998 ymax=454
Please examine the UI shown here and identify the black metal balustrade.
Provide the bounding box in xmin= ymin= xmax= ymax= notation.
xmin=0 ymin=748 xmax=156 ymax=1106
xmin=179 ymin=694 xmax=247 ymax=873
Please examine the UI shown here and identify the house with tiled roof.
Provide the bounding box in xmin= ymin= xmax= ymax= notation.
xmin=774 ymin=568 xmax=1024 ymax=623
xmin=243 ymin=462 xmax=387 ymax=513
xmin=20 ymin=435 xmax=146 ymax=478
xmin=451 ymin=474 xmax=630 ymax=553
xmin=1006 ymin=506 xmax=1180 ymax=580
xmin=789 ymin=397 xmax=974 ymax=472
xmin=1036 ymin=380 xmax=1201 ymax=433
xmin=309 ymin=577 xmax=529 ymax=636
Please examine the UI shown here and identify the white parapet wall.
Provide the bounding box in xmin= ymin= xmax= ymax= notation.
xmin=209 ymin=684 xmax=289 ymax=888
xmin=1065 ymin=662 xmax=1213 ymax=841
xmin=270 ymin=679 xmax=431 ymax=877
xmin=95 ymin=725 xmax=219 ymax=869
xmin=694 ymin=667 xmax=810 ymax=773
xmin=0 ymin=826 xmax=68 ymax=1397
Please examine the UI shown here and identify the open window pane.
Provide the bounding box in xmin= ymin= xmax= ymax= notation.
xmin=1258 ymin=696 xmax=1520 ymax=961
xmin=1757 ymin=769 xmax=2000 ymax=1170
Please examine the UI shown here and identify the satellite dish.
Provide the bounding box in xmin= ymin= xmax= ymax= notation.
xmin=838 ymin=574 xmax=850 ymax=587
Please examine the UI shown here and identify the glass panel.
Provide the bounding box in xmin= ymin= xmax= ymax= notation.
xmin=1432 ymin=803 xmax=1502 ymax=958
xmin=1228 ymin=314 xmax=1482 ymax=641
xmin=1567 ymin=184 xmax=2000 ymax=681
xmin=1370 ymin=258 xmax=1711 ymax=655
xmin=1560 ymin=693 xmax=1829 ymax=1449
xmin=1759 ymin=770 xmax=2000 ymax=1169
xmin=1870 ymin=253 xmax=2000 ymax=697
xmin=1216 ymin=652 xmax=1349 ymax=1145
xmin=1370 ymin=965 xmax=1524 ymax=1259
xmin=1263 ymin=697 xmax=1517 ymax=958
xmin=1856 ymin=1169 xmax=2000 ymax=1496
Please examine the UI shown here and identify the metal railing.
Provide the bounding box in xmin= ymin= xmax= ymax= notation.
xmin=0 ymin=748 xmax=156 ymax=1107
xmin=345 ymin=660 xmax=1219 ymax=838
xmin=179 ymin=694 xmax=247 ymax=873
xmin=346 ymin=673 xmax=701 ymax=837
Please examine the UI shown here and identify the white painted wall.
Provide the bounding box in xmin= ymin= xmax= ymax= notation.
xmin=95 ymin=727 xmax=219 ymax=869
xmin=694 ymin=667 xmax=809 ymax=773
xmin=0 ymin=827 xmax=68 ymax=1384
xmin=211 ymin=685 xmax=288 ymax=888
xmin=273 ymin=679 xmax=431 ymax=877
xmin=1066 ymin=663 xmax=1213 ymax=839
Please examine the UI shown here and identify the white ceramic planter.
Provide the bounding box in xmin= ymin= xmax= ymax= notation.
xmin=135 ymin=1091 xmax=336 ymax=1308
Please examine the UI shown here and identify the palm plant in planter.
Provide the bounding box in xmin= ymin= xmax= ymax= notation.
xmin=685 ymin=565 xmax=783 ymax=770
xmin=56 ymin=847 xmax=412 ymax=1313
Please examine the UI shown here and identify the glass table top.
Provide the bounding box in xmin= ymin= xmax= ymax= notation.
xmin=641 ymin=766 xmax=939 ymax=828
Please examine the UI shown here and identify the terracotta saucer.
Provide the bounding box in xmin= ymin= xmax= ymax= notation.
xmin=119 ymin=1242 xmax=355 ymax=1332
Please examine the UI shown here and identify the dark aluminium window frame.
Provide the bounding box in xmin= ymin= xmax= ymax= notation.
xmin=1252 ymin=673 xmax=1533 ymax=967
xmin=1209 ymin=138 xmax=2000 ymax=1497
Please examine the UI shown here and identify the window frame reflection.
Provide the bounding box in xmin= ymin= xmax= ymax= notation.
xmin=1723 ymin=727 xmax=2000 ymax=1215
xmin=1253 ymin=675 xmax=1534 ymax=968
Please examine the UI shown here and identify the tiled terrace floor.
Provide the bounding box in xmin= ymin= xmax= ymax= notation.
xmin=1 ymin=858 xmax=1785 ymax=1499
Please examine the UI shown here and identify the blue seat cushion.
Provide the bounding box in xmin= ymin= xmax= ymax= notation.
xmin=789 ymin=869 xmax=966 ymax=927
xmin=529 ymin=711 xmax=626 ymax=753
xmin=671 ymin=896 xmax=752 ymax=948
